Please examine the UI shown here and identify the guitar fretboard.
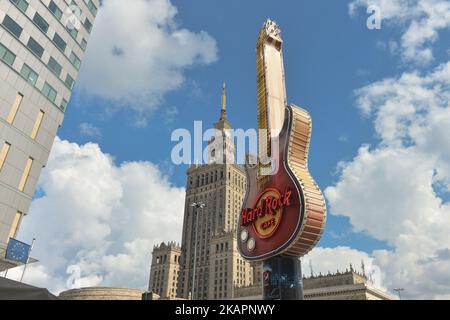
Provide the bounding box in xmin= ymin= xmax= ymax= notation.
xmin=256 ymin=21 xmax=287 ymax=182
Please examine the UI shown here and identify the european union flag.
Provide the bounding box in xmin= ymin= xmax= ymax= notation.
xmin=6 ymin=238 xmax=31 ymax=264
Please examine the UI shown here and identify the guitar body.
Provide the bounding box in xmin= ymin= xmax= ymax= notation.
xmin=237 ymin=20 xmax=326 ymax=261
xmin=238 ymin=104 xmax=327 ymax=261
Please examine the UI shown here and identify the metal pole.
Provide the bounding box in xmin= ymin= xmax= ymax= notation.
xmin=394 ymin=288 xmax=404 ymax=300
xmin=192 ymin=206 xmax=199 ymax=300
xmin=20 ymin=238 xmax=35 ymax=283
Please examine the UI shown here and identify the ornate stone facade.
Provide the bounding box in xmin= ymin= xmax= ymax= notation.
xmin=233 ymin=268 xmax=395 ymax=300
xmin=148 ymin=85 xmax=261 ymax=300
xmin=148 ymin=242 xmax=181 ymax=299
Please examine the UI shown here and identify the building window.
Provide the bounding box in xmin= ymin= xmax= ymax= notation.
xmin=83 ymin=18 xmax=93 ymax=33
xmin=2 ymin=15 xmax=23 ymax=38
xmin=0 ymin=142 xmax=11 ymax=171
xmin=48 ymin=1 xmax=63 ymax=20
xmin=67 ymin=27 xmax=78 ymax=40
xmin=20 ymin=64 xmax=38 ymax=86
xmin=59 ymin=99 xmax=68 ymax=112
xmin=8 ymin=211 xmax=23 ymax=240
xmin=33 ymin=12 xmax=49 ymax=33
xmin=27 ymin=37 xmax=44 ymax=58
xmin=42 ymin=82 xmax=57 ymax=103
xmin=53 ymin=33 xmax=67 ymax=52
xmin=11 ymin=0 xmax=29 ymax=12
xmin=31 ymin=110 xmax=45 ymax=140
xmin=6 ymin=93 xmax=23 ymax=124
xmin=18 ymin=157 xmax=33 ymax=192
xmin=48 ymin=57 xmax=62 ymax=77
xmin=0 ymin=43 xmax=16 ymax=66
xmin=70 ymin=51 xmax=81 ymax=70
xmin=87 ymin=0 xmax=98 ymax=16
xmin=80 ymin=38 xmax=87 ymax=51
xmin=65 ymin=74 xmax=75 ymax=90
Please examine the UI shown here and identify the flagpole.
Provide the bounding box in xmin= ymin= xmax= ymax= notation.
xmin=20 ymin=238 xmax=35 ymax=283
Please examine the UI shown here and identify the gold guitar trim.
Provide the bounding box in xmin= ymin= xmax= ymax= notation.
xmin=284 ymin=105 xmax=327 ymax=256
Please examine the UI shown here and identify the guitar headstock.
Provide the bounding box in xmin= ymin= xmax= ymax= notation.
xmin=262 ymin=19 xmax=282 ymax=44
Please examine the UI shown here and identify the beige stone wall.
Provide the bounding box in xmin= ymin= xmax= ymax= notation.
xmin=149 ymin=242 xmax=181 ymax=299
xmin=207 ymin=232 xmax=254 ymax=300
xmin=303 ymin=272 xmax=366 ymax=290
xmin=178 ymin=161 xmax=249 ymax=300
xmin=233 ymin=272 xmax=395 ymax=300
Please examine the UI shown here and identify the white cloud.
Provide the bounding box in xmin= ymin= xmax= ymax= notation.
xmin=326 ymin=4 xmax=450 ymax=298
xmin=303 ymin=247 xmax=386 ymax=290
xmin=6 ymin=138 xmax=185 ymax=295
xmin=325 ymin=58 xmax=450 ymax=299
xmin=77 ymin=0 xmax=218 ymax=117
xmin=79 ymin=122 xmax=102 ymax=139
xmin=349 ymin=0 xmax=450 ymax=64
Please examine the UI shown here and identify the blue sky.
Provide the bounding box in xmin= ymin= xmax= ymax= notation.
xmin=61 ymin=1 xmax=394 ymax=252
xmin=11 ymin=0 xmax=450 ymax=298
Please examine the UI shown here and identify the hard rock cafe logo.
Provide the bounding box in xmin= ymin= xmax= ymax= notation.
xmin=240 ymin=188 xmax=292 ymax=238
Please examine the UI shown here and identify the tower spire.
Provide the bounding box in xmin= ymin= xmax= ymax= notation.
xmin=221 ymin=81 xmax=227 ymax=120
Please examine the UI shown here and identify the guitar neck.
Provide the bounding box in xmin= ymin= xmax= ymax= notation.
xmin=256 ymin=20 xmax=287 ymax=166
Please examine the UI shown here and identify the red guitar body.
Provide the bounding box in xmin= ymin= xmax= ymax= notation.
xmin=238 ymin=102 xmax=327 ymax=261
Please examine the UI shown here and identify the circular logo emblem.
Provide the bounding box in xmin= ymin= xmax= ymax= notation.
xmin=252 ymin=189 xmax=284 ymax=238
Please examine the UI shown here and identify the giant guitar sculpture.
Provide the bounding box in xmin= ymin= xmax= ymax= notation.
xmin=237 ymin=20 xmax=327 ymax=261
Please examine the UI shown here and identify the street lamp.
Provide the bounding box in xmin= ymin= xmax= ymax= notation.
xmin=190 ymin=202 xmax=206 ymax=300
xmin=393 ymin=288 xmax=404 ymax=300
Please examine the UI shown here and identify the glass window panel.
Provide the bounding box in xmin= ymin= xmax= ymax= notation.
xmin=33 ymin=12 xmax=49 ymax=33
xmin=81 ymin=38 xmax=87 ymax=51
xmin=53 ymin=33 xmax=67 ymax=52
xmin=48 ymin=57 xmax=62 ymax=77
xmin=11 ymin=0 xmax=29 ymax=12
xmin=84 ymin=18 xmax=92 ymax=33
xmin=20 ymin=64 xmax=38 ymax=86
xmin=27 ymin=37 xmax=44 ymax=58
xmin=2 ymin=15 xmax=23 ymax=38
xmin=65 ymin=74 xmax=75 ymax=90
xmin=70 ymin=52 xmax=81 ymax=69
xmin=0 ymin=44 xmax=6 ymax=58
xmin=60 ymin=99 xmax=68 ymax=112
xmin=49 ymin=1 xmax=63 ymax=20
xmin=42 ymin=82 xmax=57 ymax=103
xmin=3 ymin=50 xmax=16 ymax=66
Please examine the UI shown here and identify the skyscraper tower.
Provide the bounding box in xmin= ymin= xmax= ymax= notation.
xmin=0 ymin=0 xmax=100 ymax=270
xmin=176 ymin=84 xmax=253 ymax=299
xmin=207 ymin=82 xmax=235 ymax=165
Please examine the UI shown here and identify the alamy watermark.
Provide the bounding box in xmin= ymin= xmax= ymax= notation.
xmin=171 ymin=121 xmax=280 ymax=176
xmin=63 ymin=5 xmax=82 ymax=31
xmin=66 ymin=264 xmax=82 ymax=289
xmin=367 ymin=5 xmax=382 ymax=30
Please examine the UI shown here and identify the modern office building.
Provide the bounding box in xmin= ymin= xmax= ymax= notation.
xmin=0 ymin=0 xmax=100 ymax=271
xmin=148 ymin=85 xmax=261 ymax=300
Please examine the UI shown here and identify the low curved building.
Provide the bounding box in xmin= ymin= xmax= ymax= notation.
xmin=59 ymin=287 xmax=144 ymax=300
